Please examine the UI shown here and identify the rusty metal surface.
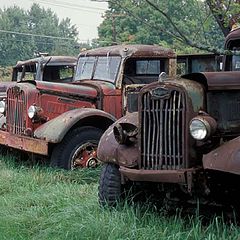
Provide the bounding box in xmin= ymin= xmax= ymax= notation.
xmin=182 ymin=71 xmax=240 ymax=90
xmin=14 ymin=56 xmax=77 ymax=68
xmin=119 ymin=166 xmax=197 ymax=183
xmin=35 ymin=81 xmax=98 ymax=99
xmin=203 ymin=136 xmax=240 ymax=175
xmin=137 ymin=79 xmax=204 ymax=170
xmin=0 ymin=130 xmax=48 ymax=155
xmin=79 ymin=44 xmax=176 ymax=59
xmin=0 ymin=82 xmax=16 ymax=93
xmin=34 ymin=108 xmax=116 ymax=143
xmin=140 ymin=86 xmax=186 ymax=170
xmin=97 ymin=112 xmax=139 ymax=167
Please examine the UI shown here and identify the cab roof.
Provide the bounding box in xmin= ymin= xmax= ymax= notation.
xmin=78 ymin=44 xmax=176 ymax=59
xmin=14 ymin=56 xmax=77 ymax=68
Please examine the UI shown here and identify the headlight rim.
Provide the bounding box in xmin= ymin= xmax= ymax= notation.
xmin=27 ymin=105 xmax=37 ymax=119
xmin=189 ymin=118 xmax=208 ymax=141
xmin=0 ymin=100 xmax=6 ymax=114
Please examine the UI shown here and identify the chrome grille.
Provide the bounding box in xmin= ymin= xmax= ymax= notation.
xmin=6 ymin=87 xmax=26 ymax=135
xmin=141 ymin=89 xmax=186 ymax=170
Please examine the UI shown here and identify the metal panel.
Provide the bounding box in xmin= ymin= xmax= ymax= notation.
xmin=141 ymin=89 xmax=186 ymax=170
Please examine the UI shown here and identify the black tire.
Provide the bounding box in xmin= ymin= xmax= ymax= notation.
xmin=98 ymin=163 xmax=122 ymax=207
xmin=50 ymin=126 xmax=103 ymax=170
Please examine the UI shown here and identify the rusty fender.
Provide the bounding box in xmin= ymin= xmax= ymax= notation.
xmin=97 ymin=112 xmax=139 ymax=167
xmin=34 ymin=108 xmax=116 ymax=143
xmin=203 ymin=136 xmax=240 ymax=175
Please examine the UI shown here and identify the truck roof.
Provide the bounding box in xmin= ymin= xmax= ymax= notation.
xmin=14 ymin=56 xmax=77 ymax=68
xmin=224 ymin=27 xmax=240 ymax=48
xmin=78 ymin=44 xmax=176 ymax=58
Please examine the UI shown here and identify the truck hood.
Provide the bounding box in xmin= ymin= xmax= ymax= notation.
xmin=182 ymin=72 xmax=240 ymax=90
xmin=72 ymin=80 xmax=116 ymax=96
xmin=35 ymin=81 xmax=98 ymax=99
xmin=0 ymin=81 xmax=16 ymax=98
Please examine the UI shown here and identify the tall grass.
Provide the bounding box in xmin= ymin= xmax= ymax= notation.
xmin=0 ymin=155 xmax=240 ymax=240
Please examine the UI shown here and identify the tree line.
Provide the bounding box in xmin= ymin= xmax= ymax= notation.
xmin=0 ymin=3 xmax=80 ymax=66
xmin=1 ymin=1 xmax=240 ymax=66
xmin=95 ymin=0 xmax=240 ymax=54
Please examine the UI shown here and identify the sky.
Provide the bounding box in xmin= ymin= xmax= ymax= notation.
xmin=0 ymin=0 xmax=109 ymax=42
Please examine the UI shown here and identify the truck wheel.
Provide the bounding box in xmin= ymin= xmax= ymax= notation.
xmin=98 ymin=163 xmax=122 ymax=206
xmin=50 ymin=126 xmax=103 ymax=170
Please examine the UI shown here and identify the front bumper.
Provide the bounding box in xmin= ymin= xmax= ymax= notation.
xmin=120 ymin=166 xmax=196 ymax=184
xmin=0 ymin=130 xmax=48 ymax=155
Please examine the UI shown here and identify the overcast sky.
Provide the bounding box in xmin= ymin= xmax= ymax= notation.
xmin=0 ymin=0 xmax=108 ymax=42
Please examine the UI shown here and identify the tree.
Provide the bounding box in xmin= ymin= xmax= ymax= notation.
xmin=206 ymin=0 xmax=240 ymax=36
xmin=0 ymin=4 xmax=79 ymax=66
xmin=95 ymin=0 xmax=232 ymax=53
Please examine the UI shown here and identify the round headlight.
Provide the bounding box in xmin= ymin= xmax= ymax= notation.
xmin=28 ymin=105 xmax=37 ymax=119
xmin=189 ymin=119 xmax=208 ymax=140
xmin=0 ymin=100 xmax=6 ymax=114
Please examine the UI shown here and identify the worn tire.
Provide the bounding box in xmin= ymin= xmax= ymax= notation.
xmin=50 ymin=126 xmax=103 ymax=170
xmin=98 ymin=163 xmax=122 ymax=207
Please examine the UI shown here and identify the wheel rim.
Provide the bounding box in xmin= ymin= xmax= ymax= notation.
xmin=71 ymin=142 xmax=99 ymax=169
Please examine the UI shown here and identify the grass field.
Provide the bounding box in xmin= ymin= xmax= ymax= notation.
xmin=0 ymin=155 xmax=240 ymax=240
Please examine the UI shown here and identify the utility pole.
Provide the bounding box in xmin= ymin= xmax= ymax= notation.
xmin=111 ymin=13 xmax=124 ymax=44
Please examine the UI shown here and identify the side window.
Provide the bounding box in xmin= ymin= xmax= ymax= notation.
xmin=232 ymin=55 xmax=240 ymax=71
xmin=59 ymin=67 xmax=74 ymax=82
xmin=177 ymin=61 xmax=187 ymax=75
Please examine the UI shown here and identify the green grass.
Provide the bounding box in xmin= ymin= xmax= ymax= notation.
xmin=0 ymin=155 xmax=240 ymax=240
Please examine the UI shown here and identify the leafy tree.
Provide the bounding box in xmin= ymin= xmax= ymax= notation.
xmin=0 ymin=3 xmax=79 ymax=66
xmin=95 ymin=0 xmax=227 ymax=53
xmin=206 ymin=0 xmax=240 ymax=36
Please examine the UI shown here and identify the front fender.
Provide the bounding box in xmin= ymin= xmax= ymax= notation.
xmin=97 ymin=112 xmax=139 ymax=167
xmin=34 ymin=108 xmax=116 ymax=143
xmin=203 ymin=136 xmax=240 ymax=175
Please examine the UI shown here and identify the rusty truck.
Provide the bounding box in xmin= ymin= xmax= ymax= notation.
xmin=0 ymin=45 xmax=176 ymax=169
xmin=98 ymin=27 xmax=240 ymax=208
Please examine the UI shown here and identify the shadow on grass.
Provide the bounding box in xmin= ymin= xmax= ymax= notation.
xmin=0 ymin=152 xmax=101 ymax=185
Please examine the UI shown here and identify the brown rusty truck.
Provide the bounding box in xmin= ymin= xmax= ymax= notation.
xmin=98 ymin=27 xmax=240 ymax=208
xmin=0 ymin=45 xmax=176 ymax=169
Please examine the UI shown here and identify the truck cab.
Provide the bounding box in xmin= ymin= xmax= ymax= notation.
xmin=12 ymin=55 xmax=77 ymax=82
xmin=223 ymin=27 xmax=240 ymax=71
xmin=0 ymin=45 xmax=176 ymax=170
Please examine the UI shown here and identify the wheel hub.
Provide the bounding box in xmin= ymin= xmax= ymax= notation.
xmin=71 ymin=142 xmax=99 ymax=169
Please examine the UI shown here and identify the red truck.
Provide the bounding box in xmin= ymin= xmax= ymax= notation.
xmin=0 ymin=45 xmax=176 ymax=169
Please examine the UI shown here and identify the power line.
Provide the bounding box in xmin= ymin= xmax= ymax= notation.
xmin=33 ymin=0 xmax=107 ymax=11
xmin=0 ymin=37 xmax=78 ymax=47
xmin=0 ymin=29 xmax=76 ymax=41
xmin=30 ymin=0 xmax=105 ymax=14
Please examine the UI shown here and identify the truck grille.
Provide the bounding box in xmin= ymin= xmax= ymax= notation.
xmin=141 ymin=89 xmax=186 ymax=170
xmin=6 ymin=87 xmax=26 ymax=135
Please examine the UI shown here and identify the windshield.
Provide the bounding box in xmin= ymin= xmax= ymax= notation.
xmin=75 ymin=56 xmax=121 ymax=83
xmin=13 ymin=64 xmax=37 ymax=81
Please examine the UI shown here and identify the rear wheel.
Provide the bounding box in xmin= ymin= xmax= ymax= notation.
xmin=50 ymin=126 xmax=103 ymax=170
xmin=98 ymin=163 xmax=122 ymax=206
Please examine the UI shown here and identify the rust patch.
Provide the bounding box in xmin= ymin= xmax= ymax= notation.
xmin=0 ymin=130 xmax=48 ymax=155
